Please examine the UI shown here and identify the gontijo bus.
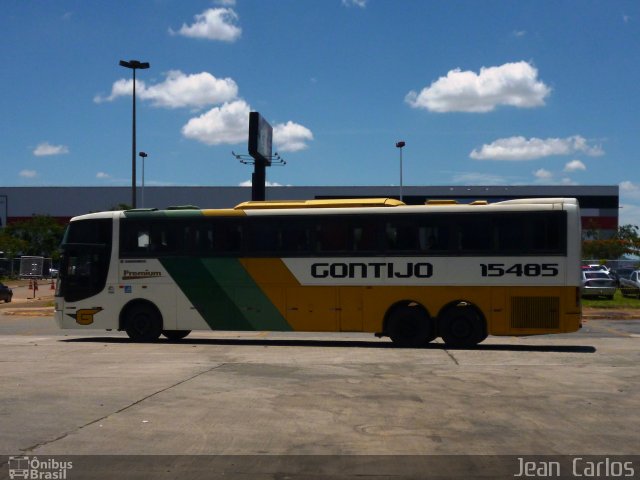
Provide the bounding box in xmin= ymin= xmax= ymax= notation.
xmin=55 ymin=197 xmax=582 ymax=347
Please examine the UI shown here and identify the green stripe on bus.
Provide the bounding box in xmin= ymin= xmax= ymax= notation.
xmin=159 ymin=257 xmax=291 ymax=331
xmin=200 ymin=258 xmax=292 ymax=332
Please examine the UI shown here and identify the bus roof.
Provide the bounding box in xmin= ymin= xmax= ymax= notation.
xmin=67 ymin=197 xmax=579 ymax=222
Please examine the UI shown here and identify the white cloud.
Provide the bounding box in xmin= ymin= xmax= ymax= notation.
xmin=181 ymin=100 xmax=251 ymax=145
xmin=619 ymin=182 xmax=640 ymax=227
xmin=564 ymin=159 xmax=586 ymax=172
xmin=273 ymin=121 xmax=314 ymax=152
xmin=534 ymin=168 xmax=553 ymax=180
xmin=239 ymin=180 xmax=285 ymax=187
xmin=470 ymin=135 xmax=604 ymax=161
xmin=405 ymin=61 xmax=550 ymax=113
xmin=620 ymin=181 xmax=640 ymax=199
xmin=20 ymin=170 xmax=37 ymax=178
xmin=620 ymin=203 xmax=640 ymax=227
xmin=170 ymin=8 xmax=241 ymax=42
xmin=94 ymin=70 xmax=238 ymax=109
xmin=96 ymin=172 xmax=112 ymax=179
xmin=33 ymin=142 xmax=69 ymax=156
xmin=342 ymin=0 xmax=368 ymax=7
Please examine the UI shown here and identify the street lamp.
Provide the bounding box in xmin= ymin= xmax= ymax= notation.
xmin=119 ymin=59 xmax=150 ymax=208
xmin=139 ymin=151 xmax=148 ymax=208
xmin=395 ymin=141 xmax=405 ymax=201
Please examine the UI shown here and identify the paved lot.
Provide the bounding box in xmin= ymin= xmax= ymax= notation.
xmin=1 ymin=312 xmax=639 ymax=461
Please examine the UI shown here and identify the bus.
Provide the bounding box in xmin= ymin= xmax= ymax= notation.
xmin=55 ymin=197 xmax=582 ymax=347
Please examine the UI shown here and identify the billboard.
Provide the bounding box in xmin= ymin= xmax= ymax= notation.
xmin=248 ymin=112 xmax=273 ymax=166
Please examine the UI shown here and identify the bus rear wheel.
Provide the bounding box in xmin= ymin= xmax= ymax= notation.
xmin=439 ymin=305 xmax=486 ymax=348
xmin=163 ymin=330 xmax=191 ymax=341
xmin=387 ymin=303 xmax=435 ymax=348
xmin=124 ymin=304 xmax=163 ymax=342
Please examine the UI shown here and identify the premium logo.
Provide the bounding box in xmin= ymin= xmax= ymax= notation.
xmin=122 ymin=270 xmax=162 ymax=280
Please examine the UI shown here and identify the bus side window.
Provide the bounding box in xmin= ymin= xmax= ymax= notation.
xmin=212 ymin=220 xmax=243 ymax=254
xmin=316 ymin=220 xmax=348 ymax=253
xmin=494 ymin=215 xmax=525 ymax=252
xmin=281 ymin=223 xmax=312 ymax=253
xmin=351 ymin=221 xmax=378 ymax=252
xmin=121 ymin=221 xmax=150 ymax=255
xmin=458 ymin=215 xmax=492 ymax=253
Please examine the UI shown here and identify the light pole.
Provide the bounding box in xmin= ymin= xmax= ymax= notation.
xmin=395 ymin=141 xmax=405 ymax=201
xmin=119 ymin=59 xmax=150 ymax=208
xmin=139 ymin=151 xmax=148 ymax=208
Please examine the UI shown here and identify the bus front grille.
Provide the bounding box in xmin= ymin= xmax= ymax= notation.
xmin=510 ymin=296 xmax=560 ymax=329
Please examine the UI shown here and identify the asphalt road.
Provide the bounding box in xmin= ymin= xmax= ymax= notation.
xmin=1 ymin=312 xmax=639 ymax=479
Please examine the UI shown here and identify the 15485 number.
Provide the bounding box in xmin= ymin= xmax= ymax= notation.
xmin=480 ymin=263 xmax=559 ymax=277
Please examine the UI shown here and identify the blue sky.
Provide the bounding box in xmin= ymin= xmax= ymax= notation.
xmin=2 ymin=0 xmax=640 ymax=224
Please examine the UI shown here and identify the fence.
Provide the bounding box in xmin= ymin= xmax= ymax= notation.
xmin=0 ymin=257 xmax=55 ymax=278
xmin=582 ymin=259 xmax=640 ymax=270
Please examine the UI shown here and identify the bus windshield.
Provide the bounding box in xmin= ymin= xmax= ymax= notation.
xmin=58 ymin=219 xmax=112 ymax=302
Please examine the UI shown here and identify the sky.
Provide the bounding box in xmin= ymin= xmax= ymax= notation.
xmin=2 ymin=0 xmax=640 ymax=225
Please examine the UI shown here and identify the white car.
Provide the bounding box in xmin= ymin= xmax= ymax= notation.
xmin=581 ymin=271 xmax=616 ymax=299
xmin=586 ymin=264 xmax=610 ymax=274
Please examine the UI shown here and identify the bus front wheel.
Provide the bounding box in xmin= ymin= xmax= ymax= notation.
xmin=124 ymin=304 xmax=163 ymax=342
xmin=387 ymin=304 xmax=435 ymax=348
xmin=439 ymin=305 xmax=486 ymax=348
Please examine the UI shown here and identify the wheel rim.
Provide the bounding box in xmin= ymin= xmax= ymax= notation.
xmin=450 ymin=316 xmax=473 ymax=339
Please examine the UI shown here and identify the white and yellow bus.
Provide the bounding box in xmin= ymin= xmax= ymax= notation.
xmin=55 ymin=197 xmax=582 ymax=347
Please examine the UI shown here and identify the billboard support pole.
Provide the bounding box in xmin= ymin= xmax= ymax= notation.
xmin=251 ymin=161 xmax=266 ymax=201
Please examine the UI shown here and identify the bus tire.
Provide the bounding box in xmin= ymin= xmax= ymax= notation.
xmin=123 ymin=303 xmax=163 ymax=342
xmin=163 ymin=330 xmax=191 ymax=341
xmin=387 ymin=303 xmax=434 ymax=348
xmin=439 ymin=304 xmax=486 ymax=348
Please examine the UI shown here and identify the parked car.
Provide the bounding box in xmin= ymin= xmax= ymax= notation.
xmin=581 ymin=271 xmax=616 ymax=299
xmin=0 ymin=282 xmax=12 ymax=303
xmin=584 ymin=264 xmax=611 ymax=274
xmin=610 ymin=268 xmax=635 ymax=287
xmin=619 ymin=270 xmax=640 ymax=298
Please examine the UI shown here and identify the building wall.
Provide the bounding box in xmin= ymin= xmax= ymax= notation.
xmin=0 ymin=185 xmax=619 ymax=237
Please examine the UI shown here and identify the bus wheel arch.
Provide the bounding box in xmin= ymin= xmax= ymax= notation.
xmin=384 ymin=300 xmax=436 ymax=348
xmin=120 ymin=299 xmax=163 ymax=342
xmin=438 ymin=300 xmax=487 ymax=348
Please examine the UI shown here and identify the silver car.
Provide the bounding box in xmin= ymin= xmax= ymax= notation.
xmin=620 ymin=270 xmax=640 ymax=298
xmin=581 ymin=271 xmax=616 ymax=299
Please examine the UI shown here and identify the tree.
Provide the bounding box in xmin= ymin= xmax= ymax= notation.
xmin=0 ymin=232 xmax=29 ymax=259
xmin=3 ymin=216 xmax=65 ymax=259
xmin=582 ymin=224 xmax=640 ymax=259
